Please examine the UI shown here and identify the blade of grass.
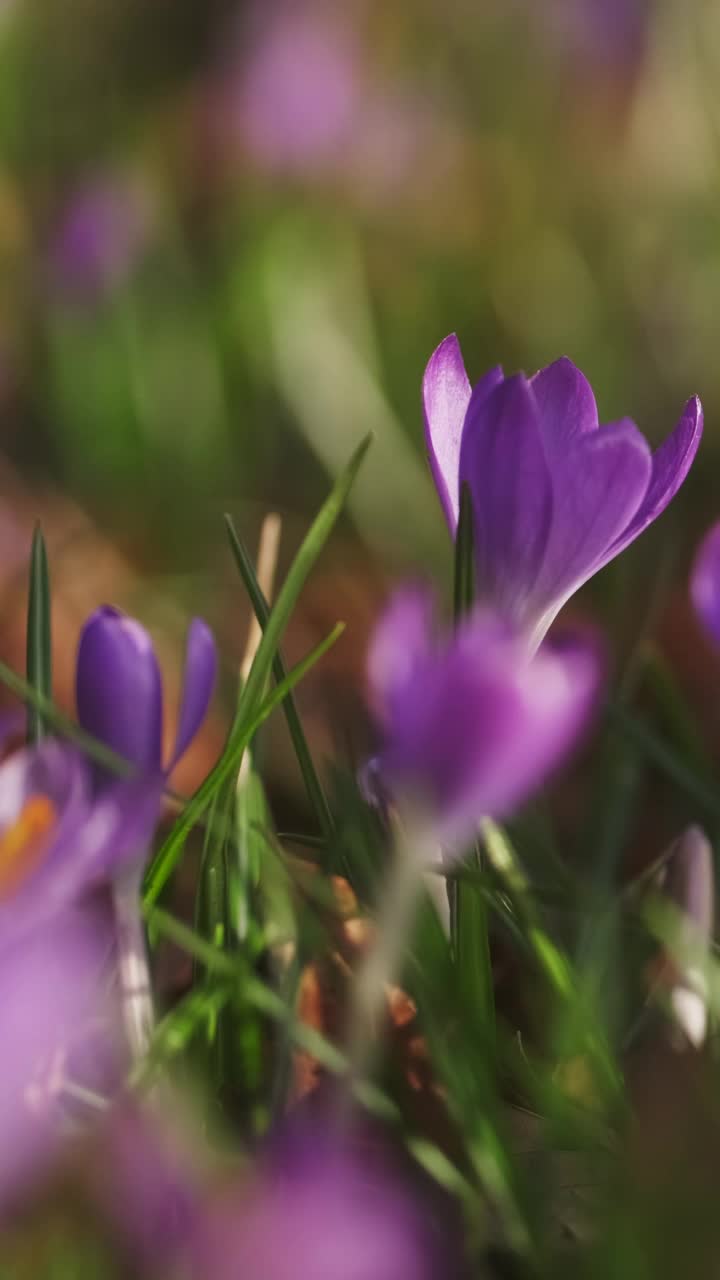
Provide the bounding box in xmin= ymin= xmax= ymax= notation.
xmin=453 ymin=482 xmax=475 ymax=622
xmin=229 ymin=432 xmax=371 ymax=742
xmin=452 ymin=483 xmax=495 ymax=1044
xmin=143 ymin=622 xmax=346 ymax=905
xmin=25 ymin=524 xmax=52 ymax=745
xmin=225 ymin=514 xmax=336 ymax=845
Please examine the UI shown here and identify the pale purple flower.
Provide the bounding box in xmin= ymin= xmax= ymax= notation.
xmin=76 ymin=607 xmax=217 ymax=1056
xmin=690 ymin=521 xmax=720 ymax=648
xmin=658 ymin=826 xmax=715 ymax=1048
xmin=0 ymin=740 xmax=162 ymax=952
xmin=192 ymin=1130 xmax=445 ymax=1280
xmin=93 ymin=1100 xmax=203 ymax=1272
xmin=228 ymin=7 xmax=359 ymax=174
xmin=76 ymin=607 xmax=217 ymax=779
xmin=48 ymin=178 xmax=149 ymax=300
xmin=367 ymin=587 xmax=600 ymax=848
xmin=424 ymin=336 xmax=702 ymax=648
xmin=0 ymin=905 xmax=119 ymax=1208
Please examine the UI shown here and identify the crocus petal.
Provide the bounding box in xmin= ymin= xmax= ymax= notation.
xmin=527 ymin=418 xmax=652 ymax=640
xmin=423 ymin=335 xmax=503 ymax=534
xmin=194 ymin=1132 xmax=443 ymax=1280
xmin=690 ymin=520 xmax=720 ymax=648
xmin=466 ymin=627 xmax=600 ymax=830
xmin=76 ymin=607 xmax=163 ymax=774
xmin=167 ymin=618 xmax=218 ymax=771
xmin=372 ymin=600 xmax=601 ymax=849
xmin=530 ymin=356 xmax=599 ymax=453
xmin=602 ymin=395 xmax=703 ymax=566
xmin=459 ymin=375 xmax=553 ymax=625
xmin=0 ymin=907 xmax=117 ymax=1208
xmin=367 ymin=586 xmax=435 ymax=721
xmin=0 ymin=743 xmax=163 ymax=951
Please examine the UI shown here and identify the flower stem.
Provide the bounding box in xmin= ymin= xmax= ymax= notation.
xmin=114 ymin=876 xmax=154 ymax=1062
xmin=337 ymin=819 xmax=427 ymax=1123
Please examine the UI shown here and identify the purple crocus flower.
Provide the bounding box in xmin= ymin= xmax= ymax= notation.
xmin=0 ymin=739 xmax=162 ymax=953
xmin=228 ymin=6 xmax=359 ymax=175
xmin=75 ymin=606 xmax=217 ymax=1055
xmin=0 ymin=904 xmax=120 ymax=1208
xmin=48 ymin=177 xmax=149 ymax=301
xmin=424 ymin=336 xmax=703 ymax=649
xmin=192 ymin=1130 xmax=445 ymax=1280
xmin=690 ymin=521 xmax=720 ymax=648
xmin=367 ymin=587 xmax=600 ymax=848
xmin=76 ymin=606 xmax=217 ymax=780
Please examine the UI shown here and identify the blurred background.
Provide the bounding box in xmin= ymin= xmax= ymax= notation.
xmin=0 ymin=0 xmax=718 ymax=808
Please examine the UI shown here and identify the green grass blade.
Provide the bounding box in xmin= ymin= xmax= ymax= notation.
xmin=456 ymin=848 xmax=496 ymax=1048
xmin=230 ymin=432 xmax=371 ymax=740
xmin=451 ymin=482 xmax=494 ymax=1039
xmin=143 ymin=622 xmax=346 ymax=906
xmin=25 ymin=523 xmax=52 ymax=744
xmin=453 ymin=482 xmax=475 ymax=622
xmin=225 ymin=514 xmax=336 ymax=844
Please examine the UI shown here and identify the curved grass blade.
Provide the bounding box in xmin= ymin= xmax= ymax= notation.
xmin=453 ymin=482 xmax=475 ymax=622
xmin=230 ymin=432 xmax=371 ymax=742
xmin=451 ymin=482 xmax=494 ymax=1042
xmin=225 ymin=514 xmax=336 ymax=845
xmin=143 ymin=622 xmax=346 ymax=906
xmin=26 ymin=523 xmax=52 ymax=744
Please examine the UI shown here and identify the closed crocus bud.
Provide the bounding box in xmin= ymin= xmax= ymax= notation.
xmin=690 ymin=521 xmax=720 ymax=648
xmin=424 ymin=337 xmax=702 ymax=649
xmin=76 ymin=607 xmax=217 ymax=778
xmin=367 ymin=586 xmax=601 ymax=851
xmin=660 ymin=826 xmax=715 ymax=1049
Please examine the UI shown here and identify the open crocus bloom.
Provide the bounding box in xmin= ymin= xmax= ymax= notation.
xmin=424 ymin=336 xmax=702 ymax=648
xmin=0 ymin=740 xmax=163 ymax=953
xmin=367 ymin=587 xmax=600 ymax=850
xmin=76 ymin=607 xmax=217 ymax=779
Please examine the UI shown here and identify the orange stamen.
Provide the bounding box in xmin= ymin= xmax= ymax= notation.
xmin=0 ymin=794 xmax=56 ymax=898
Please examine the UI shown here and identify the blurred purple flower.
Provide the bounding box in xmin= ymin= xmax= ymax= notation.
xmin=94 ymin=1100 xmax=204 ymax=1272
xmin=48 ymin=178 xmax=149 ymax=300
xmin=424 ymin=337 xmax=702 ymax=648
xmin=367 ymin=587 xmax=600 ymax=848
xmin=0 ymin=906 xmax=119 ymax=1208
xmin=192 ymin=1130 xmax=445 ymax=1280
xmin=0 ymin=739 xmax=161 ymax=952
xmin=227 ymin=8 xmax=360 ymax=173
xmin=690 ymin=521 xmax=720 ymax=648
xmin=76 ymin=607 xmax=217 ymax=779
xmin=545 ymin=0 xmax=651 ymax=74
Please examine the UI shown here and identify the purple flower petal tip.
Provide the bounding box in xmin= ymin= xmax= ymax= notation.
xmin=76 ymin=607 xmax=218 ymax=777
xmin=168 ymin=618 xmax=218 ymax=771
xmin=691 ymin=520 xmax=720 ymax=648
xmin=423 ymin=338 xmax=703 ymax=643
xmin=194 ymin=1128 xmax=446 ymax=1280
xmin=422 ymin=335 xmax=472 ymax=534
xmin=76 ymin=607 xmax=163 ymax=774
xmin=366 ymin=590 xmax=602 ymax=850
